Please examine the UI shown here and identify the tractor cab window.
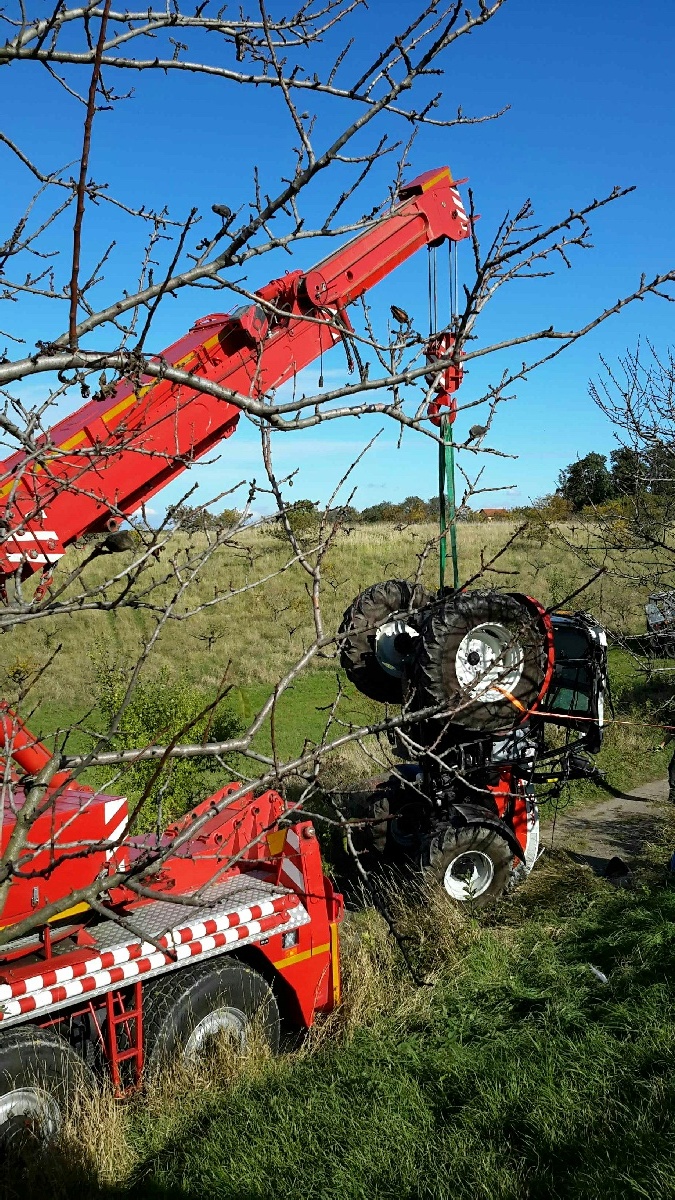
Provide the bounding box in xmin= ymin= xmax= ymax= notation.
xmin=545 ymin=624 xmax=594 ymax=715
xmin=535 ymin=619 xmax=605 ymax=729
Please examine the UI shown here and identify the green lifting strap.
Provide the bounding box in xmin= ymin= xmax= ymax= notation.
xmin=438 ymin=414 xmax=459 ymax=591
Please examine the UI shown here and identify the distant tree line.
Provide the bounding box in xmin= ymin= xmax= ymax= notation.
xmin=168 ymin=504 xmax=243 ymax=532
xmin=167 ymin=497 xmax=515 ymax=532
xmin=328 ymin=496 xmax=442 ymax=524
xmin=552 ymin=446 xmax=675 ymax=513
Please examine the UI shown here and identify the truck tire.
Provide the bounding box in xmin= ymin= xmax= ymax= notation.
xmin=420 ymin=823 xmax=515 ymax=908
xmin=142 ymin=959 xmax=280 ymax=1078
xmin=0 ymin=1026 xmax=94 ymax=1153
xmin=408 ymin=590 xmax=550 ymax=735
xmin=338 ymin=579 xmax=431 ymax=703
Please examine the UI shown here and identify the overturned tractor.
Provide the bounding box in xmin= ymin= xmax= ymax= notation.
xmin=338 ymin=582 xmax=607 ymax=907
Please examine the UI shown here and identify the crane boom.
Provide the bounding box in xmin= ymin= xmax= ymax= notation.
xmin=0 ymin=167 xmax=469 ymax=586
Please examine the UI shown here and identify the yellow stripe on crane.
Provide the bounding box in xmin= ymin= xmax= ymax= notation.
xmin=2 ymin=334 xmax=217 ymax=495
xmin=0 ymin=428 xmax=89 ymax=497
xmin=101 ymin=348 xmax=199 ymax=426
xmin=420 ymin=166 xmax=452 ymax=191
xmin=102 ymin=391 xmax=141 ymax=425
xmin=59 ymin=431 xmax=88 ymax=451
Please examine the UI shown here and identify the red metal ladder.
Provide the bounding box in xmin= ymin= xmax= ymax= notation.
xmin=105 ymin=981 xmax=144 ymax=1094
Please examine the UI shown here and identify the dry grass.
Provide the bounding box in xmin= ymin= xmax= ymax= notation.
xmin=6 ymin=1020 xmax=280 ymax=1198
xmin=2 ymin=1078 xmax=133 ymax=1200
xmin=0 ymin=520 xmax=656 ymax=713
xmin=309 ymin=874 xmax=484 ymax=1051
xmin=143 ymin=1017 xmax=277 ymax=1117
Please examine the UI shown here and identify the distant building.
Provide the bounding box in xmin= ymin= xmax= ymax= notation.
xmin=478 ymin=508 xmax=510 ymax=521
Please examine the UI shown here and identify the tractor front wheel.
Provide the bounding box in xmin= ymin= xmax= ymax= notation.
xmin=420 ymin=823 xmax=515 ymax=908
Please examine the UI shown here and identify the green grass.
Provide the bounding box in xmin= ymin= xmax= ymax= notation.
xmin=1 ymin=519 xmax=666 ymax=711
xmin=5 ymin=519 xmax=673 ymax=819
xmin=133 ymin=941 xmax=675 ymax=1200
xmin=5 ymin=522 xmax=675 ymax=1199
xmin=126 ymin=846 xmax=675 ymax=1200
xmin=20 ymin=822 xmax=675 ymax=1200
xmin=230 ymin=674 xmax=382 ymax=764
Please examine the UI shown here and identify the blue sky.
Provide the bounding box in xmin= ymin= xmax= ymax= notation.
xmin=2 ymin=0 xmax=675 ymax=516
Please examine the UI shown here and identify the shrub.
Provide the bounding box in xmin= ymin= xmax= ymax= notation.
xmin=268 ymin=499 xmax=320 ymax=546
xmin=95 ymin=666 xmax=243 ymax=828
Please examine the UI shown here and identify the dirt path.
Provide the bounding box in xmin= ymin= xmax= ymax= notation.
xmin=541 ymin=777 xmax=671 ymax=874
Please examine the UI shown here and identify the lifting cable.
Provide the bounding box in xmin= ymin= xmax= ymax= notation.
xmin=429 ymin=244 xmax=460 ymax=592
xmin=439 ymin=415 xmax=459 ymax=591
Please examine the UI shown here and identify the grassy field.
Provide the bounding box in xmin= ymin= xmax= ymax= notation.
xmin=2 ymin=519 xmax=672 ymax=809
xmin=1 ymin=519 xmax=664 ymax=711
xmin=4 ymin=521 xmax=675 ymax=1198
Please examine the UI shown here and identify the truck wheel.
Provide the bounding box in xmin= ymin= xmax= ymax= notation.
xmin=408 ymin=590 xmax=550 ymax=734
xmin=142 ymin=960 xmax=280 ymax=1078
xmin=338 ymin=579 xmax=430 ymax=703
xmin=420 ymin=823 xmax=514 ymax=908
xmin=0 ymin=1026 xmax=93 ymax=1153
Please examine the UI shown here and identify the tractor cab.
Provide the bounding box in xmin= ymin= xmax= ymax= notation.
xmin=537 ymin=612 xmax=607 ymax=753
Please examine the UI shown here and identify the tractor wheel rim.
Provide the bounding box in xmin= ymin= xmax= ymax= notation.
xmin=455 ymin=622 xmax=525 ymax=703
xmin=0 ymin=1087 xmax=60 ymax=1147
xmin=375 ymin=616 xmax=419 ymax=679
xmin=184 ymin=1007 xmax=249 ymax=1059
xmin=443 ymin=850 xmax=495 ymax=900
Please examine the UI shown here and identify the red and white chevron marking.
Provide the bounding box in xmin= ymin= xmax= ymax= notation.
xmin=2 ymin=530 xmax=65 ymax=565
xmin=0 ymin=893 xmax=303 ymax=1024
xmin=450 ymin=187 xmax=469 ymax=232
xmin=278 ymin=827 xmax=305 ymax=891
xmin=104 ymin=796 xmax=128 ymax=862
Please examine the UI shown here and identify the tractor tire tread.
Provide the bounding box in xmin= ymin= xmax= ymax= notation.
xmin=408 ymin=589 xmax=549 ymax=735
xmin=339 ymin=579 xmax=431 ymax=704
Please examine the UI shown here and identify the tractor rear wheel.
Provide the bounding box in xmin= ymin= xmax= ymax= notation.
xmin=408 ymin=590 xmax=550 ymax=735
xmin=142 ymin=959 xmax=280 ymax=1079
xmin=0 ymin=1026 xmax=94 ymax=1154
xmin=420 ymin=823 xmax=515 ymax=908
xmin=338 ymin=579 xmax=431 ymax=704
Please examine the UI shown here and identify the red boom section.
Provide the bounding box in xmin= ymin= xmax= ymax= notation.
xmin=0 ymin=167 xmax=469 ymax=582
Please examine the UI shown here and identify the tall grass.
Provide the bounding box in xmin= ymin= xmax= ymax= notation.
xmin=0 ymin=520 xmax=656 ymax=713
xmin=2 ymin=519 xmax=670 ymax=820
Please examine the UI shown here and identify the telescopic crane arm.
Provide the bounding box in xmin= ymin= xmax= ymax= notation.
xmin=0 ymin=167 xmax=470 ymax=590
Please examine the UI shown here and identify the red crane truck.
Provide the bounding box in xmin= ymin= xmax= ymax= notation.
xmin=0 ymin=167 xmax=473 ymax=1147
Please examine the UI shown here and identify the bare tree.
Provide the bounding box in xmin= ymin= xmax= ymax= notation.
xmin=0 ymin=0 xmax=674 ymax=953
xmin=541 ymin=346 xmax=675 ymax=630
